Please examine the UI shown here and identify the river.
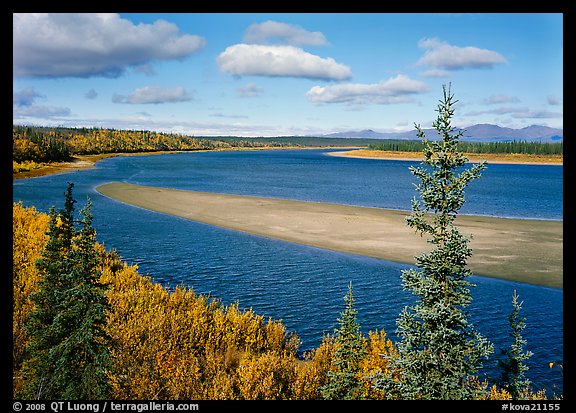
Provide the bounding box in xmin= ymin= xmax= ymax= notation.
xmin=13 ymin=149 xmax=564 ymax=395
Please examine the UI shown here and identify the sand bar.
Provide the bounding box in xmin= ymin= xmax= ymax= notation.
xmin=96 ymin=182 xmax=563 ymax=289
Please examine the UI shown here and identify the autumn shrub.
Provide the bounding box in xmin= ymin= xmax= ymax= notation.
xmin=99 ymin=241 xmax=301 ymax=399
xmin=12 ymin=203 xmax=50 ymax=395
xmin=13 ymin=160 xmax=43 ymax=173
xmin=237 ymin=352 xmax=297 ymax=399
xmin=290 ymin=337 xmax=335 ymax=399
xmin=13 ymin=202 xmax=555 ymax=400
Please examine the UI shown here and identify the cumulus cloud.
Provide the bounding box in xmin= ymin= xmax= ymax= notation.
xmin=465 ymin=106 xmax=562 ymax=119
xmin=482 ymin=94 xmax=520 ymax=105
xmin=306 ymin=74 xmax=429 ymax=105
xmin=416 ymin=37 xmax=506 ymax=70
xmin=112 ymin=86 xmax=194 ymax=104
xmin=13 ymin=87 xmax=71 ymax=118
xmin=217 ymin=44 xmax=352 ymax=81
xmin=85 ymin=89 xmax=98 ymax=99
xmin=14 ymin=105 xmax=72 ymax=119
xmin=243 ymin=20 xmax=328 ymax=46
xmin=13 ymin=86 xmax=42 ymax=107
xmin=236 ymin=83 xmax=264 ymax=98
xmin=13 ymin=13 xmax=206 ymax=78
xmin=420 ymin=69 xmax=452 ymax=78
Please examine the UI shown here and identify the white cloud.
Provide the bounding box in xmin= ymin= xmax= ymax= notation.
xmin=236 ymin=83 xmax=264 ymax=98
xmin=465 ymin=106 xmax=562 ymax=119
xmin=243 ymin=20 xmax=328 ymax=46
xmin=13 ymin=86 xmax=42 ymax=106
xmin=513 ymin=109 xmax=562 ymax=119
xmin=209 ymin=112 xmax=249 ymax=119
xmin=113 ymin=86 xmax=194 ymax=104
xmin=420 ymin=69 xmax=452 ymax=78
xmin=13 ymin=13 xmax=206 ymax=78
xmin=17 ymin=114 xmax=328 ymax=137
xmin=482 ymin=94 xmax=520 ymax=105
xmin=306 ymin=75 xmax=429 ymax=105
xmin=217 ymin=44 xmax=352 ymax=81
xmin=416 ymin=37 xmax=506 ymax=70
xmin=13 ymin=87 xmax=71 ymax=118
xmin=14 ymin=105 xmax=72 ymax=119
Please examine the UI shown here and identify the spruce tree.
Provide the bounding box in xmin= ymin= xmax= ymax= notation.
xmin=321 ymin=282 xmax=367 ymax=400
xmin=498 ymin=290 xmax=533 ymax=400
xmin=23 ymin=184 xmax=76 ymax=399
xmin=373 ymin=85 xmax=493 ymax=399
xmin=22 ymin=183 xmax=111 ymax=399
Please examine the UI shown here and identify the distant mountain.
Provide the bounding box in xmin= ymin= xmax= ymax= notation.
xmin=461 ymin=124 xmax=563 ymax=142
xmin=322 ymin=124 xmax=563 ymax=143
xmin=322 ymin=129 xmax=385 ymax=139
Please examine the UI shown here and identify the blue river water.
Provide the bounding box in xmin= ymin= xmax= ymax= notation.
xmin=13 ymin=149 xmax=563 ymax=396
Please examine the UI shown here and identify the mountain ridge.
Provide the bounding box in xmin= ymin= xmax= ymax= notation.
xmin=321 ymin=124 xmax=563 ymax=143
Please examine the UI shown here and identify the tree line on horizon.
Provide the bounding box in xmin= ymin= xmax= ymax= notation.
xmin=13 ymin=125 xmax=562 ymax=174
xmin=12 ymin=87 xmax=563 ymax=400
xmin=12 ymin=125 xmax=299 ymax=173
xmin=367 ymin=139 xmax=563 ymax=155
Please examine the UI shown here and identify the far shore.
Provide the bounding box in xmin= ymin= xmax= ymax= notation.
xmin=327 ymin=149 xmax=563 ymax=165
xmin=96 ymin=182 xmax=563 ymax=289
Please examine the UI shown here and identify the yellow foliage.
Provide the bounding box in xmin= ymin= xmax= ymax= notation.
xmin=467 ymin=379 xmax=549 ymax=400
xmin=100 ymin=250 xmax=300 ymax=399
xmin=13 ymin=160 xmax=44 ymax=173
xmin=486 ymin=384 xmax=512 ymax=400
xmin=15 ymin=215 xmax=402 ymax=400
xmin=360 ymin=330 xmax=398 ymax=399
xmin=12 ymin=202 xmax=558 ymax=400
xmin=237 ymin=352 xmax=297 ymax=399
xmin=291 ymin=335 xmax=336 ymax=400
xmin=12 ymin=203 xmax=49 ymax=289
xmin=12 ymin=202 xmax=49 ymax=395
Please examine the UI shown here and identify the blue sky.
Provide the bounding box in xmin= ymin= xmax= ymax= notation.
xmin=13 ymin=13 xmax=563 ymax=136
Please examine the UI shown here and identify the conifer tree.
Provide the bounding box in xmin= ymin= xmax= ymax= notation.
xmin=321 ymin=282 xmax=367 ymax=400
xmin=498 ymin=290 xmax=533 ymax=400
xmin=373 ymin=85 xmax=493 ymax=399
xmin=22 ymin=183 xmax=111 ymax=399
xmin=23 ymin=184 xmax=75 ymax=398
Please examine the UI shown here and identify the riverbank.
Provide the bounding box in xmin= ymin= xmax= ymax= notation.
xmin=328 ymin=149 xmax=563 ymax=165
xmin=12 ymin=152 xmax=172 ymax=180
xmin=96 ymin=182 xmax=563 ymax=289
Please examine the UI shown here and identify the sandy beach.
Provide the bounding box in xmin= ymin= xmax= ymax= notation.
xmin=96 ymin=182 xmax=562 ymax=289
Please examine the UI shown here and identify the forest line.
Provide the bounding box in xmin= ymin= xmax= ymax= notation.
xmin=13 ymin=125 xmax=562 ymax=177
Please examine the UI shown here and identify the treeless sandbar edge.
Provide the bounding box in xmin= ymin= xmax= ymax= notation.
xmin=96 ymin=182 xmax=563 ymax=289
